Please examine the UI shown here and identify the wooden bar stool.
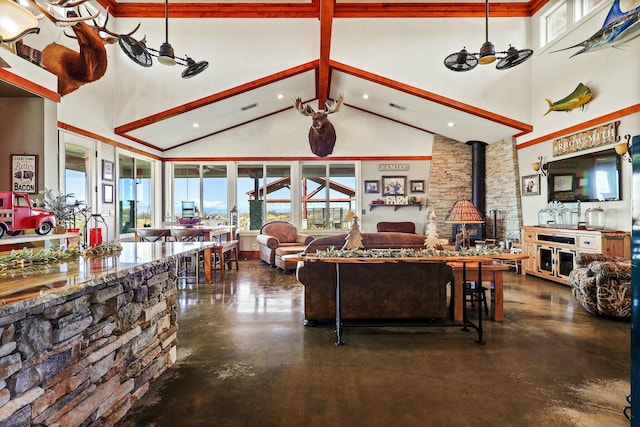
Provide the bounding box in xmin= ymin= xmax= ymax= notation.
xmin=212 ymin=240 xmax=239 ymax=281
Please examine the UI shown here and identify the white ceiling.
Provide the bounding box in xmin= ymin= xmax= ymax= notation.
xmin=1 ymin=0 xmax=539 ymax=152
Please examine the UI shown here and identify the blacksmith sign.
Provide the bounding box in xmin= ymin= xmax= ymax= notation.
xmin=552 ymin=121 xmax=619 ymax=156
xmin=11 ymin=154 xmax=37 ymax=194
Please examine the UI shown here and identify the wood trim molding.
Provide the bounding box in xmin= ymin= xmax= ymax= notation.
xmin=0 ymin=69 xmax=60 ymax=102
xmin=57 ymin=122 xmax=162 ymax=160
xmin=163 ymin=155 xmax=432 ymax=162
xmin=517 ymin=104 xmax=640 ymax=149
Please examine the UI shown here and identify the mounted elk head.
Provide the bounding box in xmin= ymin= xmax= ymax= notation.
xmin=294 ymin=94 xmax=344 ymax=157
xmin=31 ymin=1 xmax=140 ymax=96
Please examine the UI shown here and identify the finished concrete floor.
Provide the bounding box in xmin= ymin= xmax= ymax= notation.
xmin=117 ymin=260 xmax=631 ymax=427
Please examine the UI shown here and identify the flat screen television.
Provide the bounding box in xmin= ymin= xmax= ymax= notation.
xmin=546 ymin=148 xmax=621 ymax=203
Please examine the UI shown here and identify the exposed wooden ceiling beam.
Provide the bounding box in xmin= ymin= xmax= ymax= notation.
xmin=98 ymin=1 xmax=546 ymax=19
xmin=318 ymin=0 xmax=334 ymax=108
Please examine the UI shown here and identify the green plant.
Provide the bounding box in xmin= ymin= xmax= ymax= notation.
xmin=40 ymin=188 xmax=75 ymax=227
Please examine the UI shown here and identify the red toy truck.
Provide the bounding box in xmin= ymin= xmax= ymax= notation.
xmin=0 ymin=192 xmax=56 ymax=238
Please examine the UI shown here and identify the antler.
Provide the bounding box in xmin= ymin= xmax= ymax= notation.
xmin=293 ymin=97 xmax=316 ymax=116
xmin=324 ymin=94 xmax=344 ymax=114
xmin=29 ymin=0 xmax=100 ymax=26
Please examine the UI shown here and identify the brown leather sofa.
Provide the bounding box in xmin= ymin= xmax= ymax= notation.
xmin=296 ymin=233 xmax=453 ymax=324
xmin=568 ymin=252 xmax=631 ymax=319
xmin=256 ymin=221 xmax=314 ymax=271
xmin=376 ymin=221 xmax=416 ymax=233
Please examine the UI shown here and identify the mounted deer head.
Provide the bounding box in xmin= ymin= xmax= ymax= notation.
xmin=32 ymin=1 xmax=140 ymax=96
xmin=293 ymin=94 xmax=344 ymax=157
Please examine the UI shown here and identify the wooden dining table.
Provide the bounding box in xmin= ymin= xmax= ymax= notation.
xmin=133 ymin=225 xmax=234 ymax=242
xmin=133 ymin=225 xmax=235 ymax=283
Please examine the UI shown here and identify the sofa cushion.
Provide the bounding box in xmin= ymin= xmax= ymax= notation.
xmin=261 ymin=222 xmax=298 ymax=243
xmin=305 ymin=232 xmax=426 ymax=254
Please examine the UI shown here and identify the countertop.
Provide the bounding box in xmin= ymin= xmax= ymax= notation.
xmin=0 ymin=241 xmax=218 ymax=314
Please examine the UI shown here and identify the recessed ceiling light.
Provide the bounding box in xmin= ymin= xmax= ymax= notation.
xmin=277 ymin=94 xmax=284 ymax=100
xmin=192 ymin=122 xmax=200 ymax=128
xmin=362 ymin=94 xmax=369 ymax=99
xmin=447 ymin=121 xmax=456 ymax=127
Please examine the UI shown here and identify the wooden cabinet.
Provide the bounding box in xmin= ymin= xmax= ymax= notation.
xmin=520 ymin=226 xmax=630 ymax=286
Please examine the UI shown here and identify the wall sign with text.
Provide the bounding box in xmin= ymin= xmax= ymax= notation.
xmin=553 ymin=121 xmax=619 ymax=156
xmin=11 ymin=154 xmax=37 ymax=194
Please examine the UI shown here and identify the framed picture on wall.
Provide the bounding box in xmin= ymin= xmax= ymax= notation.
xmin=382 ymin=176 xmax=406 ymax=196
xmin=364 ymin=180 xmax=379 ymax=194
xmin=522 ymin=174 xmax=540 ymax=196
xmin=11 ymin=154 xmax=38 ymax=194
xmin=410 ymin=180 xmax=425 ymax=193
xmin=103 ymin=184 xmax=114 ymax=204
xmin=102 ymin=160 xmax=114 ymax=181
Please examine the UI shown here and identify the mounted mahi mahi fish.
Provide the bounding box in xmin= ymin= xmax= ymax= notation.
xmin=553 ymin=0 xmax=640 ymax=56
xmin=544 ymin=83 xmax=593 ymax=115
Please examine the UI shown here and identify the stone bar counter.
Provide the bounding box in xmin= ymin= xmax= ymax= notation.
xmin=0 ymin=241 xmax=216 ymax=426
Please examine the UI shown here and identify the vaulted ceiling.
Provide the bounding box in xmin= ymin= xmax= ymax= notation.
xmin=3 ymin=0 xmax=551 ymax=151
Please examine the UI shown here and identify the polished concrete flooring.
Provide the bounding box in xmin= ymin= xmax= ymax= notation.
xmin=117 ymin=260 xmax=631 ymax=427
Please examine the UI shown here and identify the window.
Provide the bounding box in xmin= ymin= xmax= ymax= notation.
xmin=203 ymin=165 xmax=228 ymax=222
xmin=236 ymin=164 xmax=291 ymax=230
xmin=300 ymin=163 xmax=356 ymax=231
xmin=576 ymin=0 xmax=607 ymax=20
xmin=171 ymin=164 xmax=229 ymax=223
xmin=118 ymin=154 xmax=153 ymax=233
xmin=541 ymin=0 xmax=568 ymax=46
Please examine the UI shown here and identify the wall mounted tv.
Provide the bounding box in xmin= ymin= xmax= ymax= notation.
xmin=547 ymin=148 xmax=621 ymax=203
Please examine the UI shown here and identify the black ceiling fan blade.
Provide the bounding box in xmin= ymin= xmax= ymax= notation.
xmin=496 ymin=48 xmax=533 ymax=70
xmin=181 ymin=58 xmax=209 ymax=79
xmin=444 ymin=50 xmax=478 ymax=72
xmin=118 ymin=35 xmax=153 ymax=67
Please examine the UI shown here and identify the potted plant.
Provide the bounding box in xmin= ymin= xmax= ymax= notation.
xmin=40 ymin=188 xmax=75 ymax=233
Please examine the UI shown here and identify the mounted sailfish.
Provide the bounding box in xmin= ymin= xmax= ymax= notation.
xmin=553 ymin=0 xmax=640 ymax=56
xmin=544 ymin=83 xmax=593 ymax=115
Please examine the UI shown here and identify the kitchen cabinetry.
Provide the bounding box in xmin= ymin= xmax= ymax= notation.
xmin=520 ymin=226 xmax=630 ymax=285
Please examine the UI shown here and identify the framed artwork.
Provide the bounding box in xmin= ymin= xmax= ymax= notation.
xmin=554 ymin=174 xmax=574 ymax=192
xmin=364 ymin=180 xmax=380 ymax=194
xmin=11 ymin=154 xmax=38 ymax=194
xmin=382 ymin=176 xmax=406 ymax=196
xmin=102 ymin=160 xmax=114 ymax=181
xmin=522 ymin=174 xmax=540 ymax=196
xmin=410 ymin=180 xmax=425 ymax=193
xmin=103 ymin=183 xmax=114 ymax=204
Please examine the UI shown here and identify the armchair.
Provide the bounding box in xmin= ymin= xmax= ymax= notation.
xmin=568 ymin=252 xmax=631 ymax=319
xmin=256 ymin=221 xmax=314 ymax=271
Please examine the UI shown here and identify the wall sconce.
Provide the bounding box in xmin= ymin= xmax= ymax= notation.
xmin=531 ymin=156 xmax=547 ymax=176
xmin=614 ymin=134 xmax=631 ymax=163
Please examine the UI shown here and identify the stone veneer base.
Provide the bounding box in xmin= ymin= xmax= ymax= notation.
xmin=0 ymin=257 xmax=178 ymax=426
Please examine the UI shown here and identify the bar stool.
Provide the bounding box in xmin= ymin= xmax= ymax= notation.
xmin=465 ymin=281 xmax=489 ymax=315
xmin=212 ymin=240 xmax=239 ymax=281
xmin=172 ymin=228 xmax=207 ymax=283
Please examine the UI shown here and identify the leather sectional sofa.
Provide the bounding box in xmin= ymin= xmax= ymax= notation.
xmin=296 ymin=232 xmax=454 ymax=325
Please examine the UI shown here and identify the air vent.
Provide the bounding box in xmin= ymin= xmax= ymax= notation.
xmin=389 ymin=102 xmax=406 ymax=111
xmin=241 ymin=103 xmax=258 ymax=111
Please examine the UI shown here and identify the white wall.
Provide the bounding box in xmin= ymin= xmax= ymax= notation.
xmin=517 ymin=1 xmax=640 ymax=231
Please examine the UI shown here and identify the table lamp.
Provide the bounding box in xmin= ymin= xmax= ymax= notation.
xmin=444 ymin=199 xmax=485 ymax=250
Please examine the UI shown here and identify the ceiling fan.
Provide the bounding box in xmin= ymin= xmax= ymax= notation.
xmin=444 ymin=0 xmax=533 ymax=72
xmin=117 ymin=0 xmax=208 ymax=79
